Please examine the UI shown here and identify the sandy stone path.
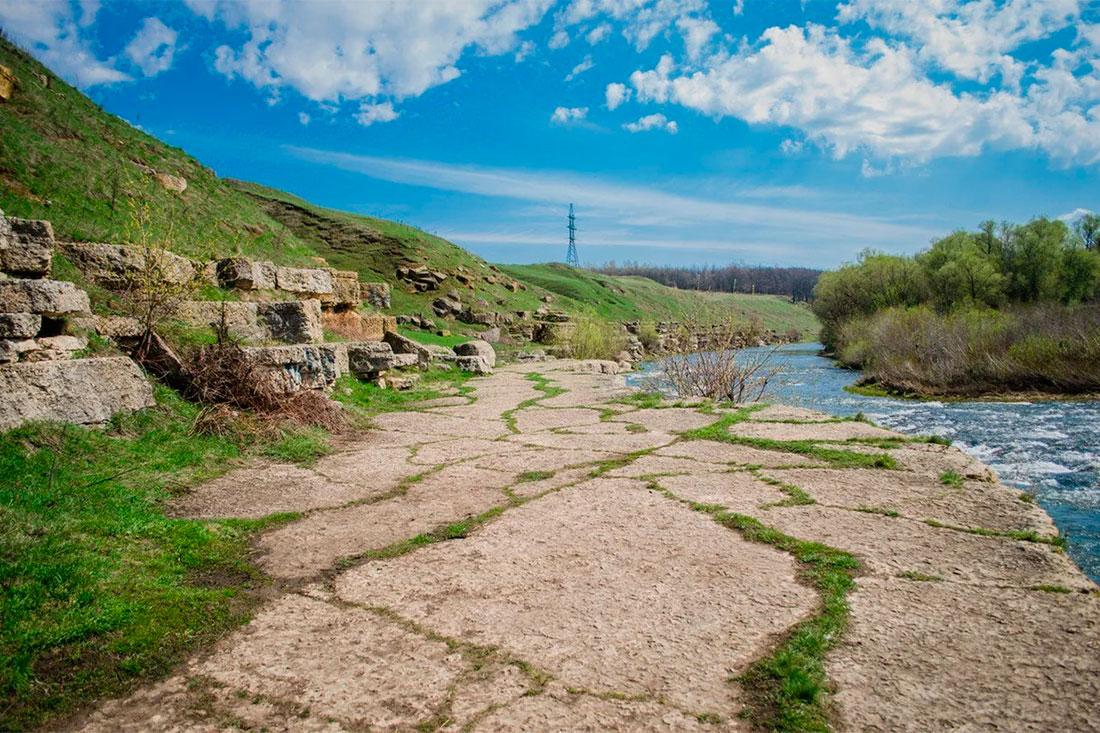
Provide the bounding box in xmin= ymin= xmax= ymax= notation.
xmin=75 ymin=361 xmax=1100 ymax=732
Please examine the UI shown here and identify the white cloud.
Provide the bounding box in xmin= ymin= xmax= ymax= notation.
xmin=733 ymin=0 xmax=745 ymax=16
xmin=1058 ymin=207 xmax=1095 ymax=222
xmin=586 ymin=23 xmax=612 ymax=44
xmin=623 ymin=112 xmax=678 ymax=133
xmin=627 ymin=24 xmax=1100 ymax=165
xmin=284 ymin=146 xmax=944 ymax=255
xmin=780 ymin=138 xmax=804 ymax=155
xmin=551 ymin=105 xmax=589 ymax=124
xmin=514 ymin=40 xmax=536 ymax=62
xmin=298 ymin=111 xmax=311 ymax=125
xmin=125 ymin=17 xmax=178 ymax=77
xmin=356 ymin=101 xmax=400 ymax=126
xmin=837 ymin=0 xmax=1083 ymax=86
xmin=565 ymin=55 xmax=595 ymax=81
xmin=549 ymin=29 xmax=571 ymax=49
xmin=193 ymin=0 xmax=552 ymax=103
xmin=0 ymin=0 xmax=130 ymax=86
xmin=676 ymin=15 xmax=718 ymax=60
xmin=605 ymin=82 xmax=632 ymax=109
xmin=555 ymin=0 xmax=711 ymax=52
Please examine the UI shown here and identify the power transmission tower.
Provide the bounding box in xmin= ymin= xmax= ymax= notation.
xmin=566 ymin=203 xmax=579 ymax=268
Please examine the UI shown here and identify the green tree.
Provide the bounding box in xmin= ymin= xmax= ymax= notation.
xmin=919 ymin=232 xmax=1004 ymax=309
xmin=1001 ymin=218 xmax=1068 ymax=302
xmin=1060 ymin=247 xmax=1100 ymax=303
xmin=1074 ymin=213 xmax=1099 ymax=251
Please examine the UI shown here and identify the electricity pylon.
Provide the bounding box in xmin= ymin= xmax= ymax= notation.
xmin=566 ymin=203 xmax=579 ymax=268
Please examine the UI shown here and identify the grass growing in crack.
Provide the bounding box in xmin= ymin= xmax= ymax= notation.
xmin=0 ymin=389 xmax=302 ymax=730
xmin=854 ymin=505 xmax=900 ymax=518
xmin=897 ymin=570 xmax=943 ymax=582
xmin=923 ymin=519 xmax=1066 ymax=547
xmin=625 ymin=423 xmax=649 ymax=433
xmin=939 ymin=470 xmax=964 ymax=488
xmin=518 ymin=470 xmax=555 ymax=482
xmin=362 ymin=507 xmax=508 ymax=562
xmin=753 ymin=471 xmax=815 ymax=507
xmin=501 ymin=373 xmax=567 ymax=433
xmin=682 ymin=408 xmax=897 ymax=470
xmin=1031 ymin=584 xmax=1072 ymax=593
xmin=589 ymin=448 xmax=655 ymax=478
xmin=262 ymin=426 xmax=332 ymax=466
xmin=613 ymin=391 xmax=665 ymax=409
xmin=654 ymin=491 xmax=858 ymax=732
xmin=333 ymin=370 xmax=476 ymax=418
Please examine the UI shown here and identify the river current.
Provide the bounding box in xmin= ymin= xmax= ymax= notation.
xmin=629 ymin=343 xmax=1100 ymax=583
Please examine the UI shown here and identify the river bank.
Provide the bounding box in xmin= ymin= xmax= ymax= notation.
xmin=58 ymin=358 xmax=1099 ymax=731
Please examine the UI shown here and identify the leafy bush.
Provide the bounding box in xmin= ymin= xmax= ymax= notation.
xmin=563 ymin=317 xmax=627 ymax=360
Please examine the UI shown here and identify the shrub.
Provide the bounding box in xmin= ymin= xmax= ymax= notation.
xmin=563 ymin=316 xmax=627 ymax=360
xmin=652 ymin=321 xmax=780 ymax=403
xmin=637 ymin=321 xmax=661 ymax=351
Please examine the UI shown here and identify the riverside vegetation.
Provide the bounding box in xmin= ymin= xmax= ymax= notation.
xmin=812 ymin=216 xmax=1100 ymax=396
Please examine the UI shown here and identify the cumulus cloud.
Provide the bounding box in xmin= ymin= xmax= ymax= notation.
xmin=124 ymin=18 xmax=178 ymax=77
xmin=605 ymin=82 xmax=632 ymax=109
xmin=676 ymin=15 xmax=718 ymax=60
xmin=551 ymin=106 xmax=589 ymax=124
xmin=548 ymin=29 xmax=571 ymax=49
xmin=193 ymin=0 xmax=552 ymax=103
xmin=554 ymin=0 xmax=710 ymax=52
xmin=626 ymin=23 xmax=1100 ymax=165
xmin=586 ymin=23 xmax=612 ymax=44
xmin=0 ymin=0 xmax=130 ymax=86
xmin=565 ymin=55 xmax=595 ymax=81
xmin=623 ymin=112 xmax=678 ymax=133
xmin=356 ymin=101 xmax=400 ymax=126
xmin=514 ymin=40 xmax=536 ymax=62
xmin=780 ymin=138 xmax=804 ymax=156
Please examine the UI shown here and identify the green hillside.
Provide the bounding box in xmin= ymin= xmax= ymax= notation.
xmin=0 ymin=34 xmax=817 ymax=336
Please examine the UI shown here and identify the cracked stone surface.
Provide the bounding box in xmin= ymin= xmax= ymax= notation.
xmin=79 ymin=360 xmax=1100 ymax=732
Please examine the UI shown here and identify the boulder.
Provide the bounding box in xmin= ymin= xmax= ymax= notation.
xmin=347 ymin=341 xmax=397 ymax=379
xmin=36 ymin=335 xmax=86 ymax=353
xmin=480 ymin=326 xmax=501 ymax=343
xmin=94 ymin=315 xmax=143 ymax=339
xmin=0 ymin=313 xmax=42 ymax=339
xmin=455 ymin=355 xmax=492 ymax=374
xmin=323 ymin=270 xmax=361 ymax=310
xmin=155 ymin=172 xmax=187 ymax=193
xmin=0 ymin=279 xmax=90 ymax=317
xmin=0 ymin=338 xmax=39 ymax=363
xmin=459 ymin=309 xmax=496 ymax=326
xmin=245 ymin=345 xmax=340 ymax=392
xmin=392 ymin=353 xmax=419 ymax=369
xmin=454 ymin=339 xmax=496 ymax=368
xmin=322 ymin=310 xmax=390 ymax=342
xmin=431 ymin=293 xmax=462 ymax=318
xmin=0 ymin=64 xmax=14 ymax=101
xmin=177 ymin=301 xmax=262 ymax=341
xmin=0 ymin=215 xmax=54 ymax=277
xmin=276 ymin=266 xmax=333 ymax=296
xmin=0 ymin=357 xmax=155 ymax=430
xmin=321 ymin=343 xmax=349 ymax=380
xmin=257 ymin=299 xmax=323 ymax=344
xmin=383 ymin=330 xmax=431 ymax=367
xmin=216 ymin=258 xmax=277 ymax=290
xmin=58 ymin=241 xmax=196 ymax=287
xmin=363 ymin=282 xmax=391 ymax=309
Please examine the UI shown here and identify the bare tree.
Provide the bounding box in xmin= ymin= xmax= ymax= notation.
xmin=650 ymin=320 xmax=781 ymax=403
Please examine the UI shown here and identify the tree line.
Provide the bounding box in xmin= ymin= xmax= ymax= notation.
xmin=592 ymin=262 xmax=821 ymax=301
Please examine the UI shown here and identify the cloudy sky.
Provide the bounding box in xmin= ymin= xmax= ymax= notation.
xmin=2 ymin=0 xmax=1098 ymax=267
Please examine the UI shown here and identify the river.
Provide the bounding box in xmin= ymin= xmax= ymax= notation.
xmin=629 ymin=342 xmax=1100 ymax=583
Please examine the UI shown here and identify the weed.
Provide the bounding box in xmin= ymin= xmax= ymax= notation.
xmin=897 ymin=570 xmax=943 ymax=582
xmin=854 ymin=505 xmax=900 ymax=518
xmin=518 ymin=470 xmax=555 ymax=482
xmin=939 ymin=471 xmax=964 ymax=488
xmin=923 ymin=519 xmax=1066 ymax=547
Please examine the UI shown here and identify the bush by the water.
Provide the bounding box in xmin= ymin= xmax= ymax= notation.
xmin=561 ymin=316 xmax=627 ymax=360
xmin=813 ymin=216 xmax=1100 ymax=394
xmin=838 ymin=304 xmax=1100 ymax=395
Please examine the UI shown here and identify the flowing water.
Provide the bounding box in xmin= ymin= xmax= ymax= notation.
xmin=630 ymin=343 xmax=1100 ymax=583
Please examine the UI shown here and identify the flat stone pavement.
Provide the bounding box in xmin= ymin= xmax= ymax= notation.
xmin=75 ymin=361 xmax=1100 ymax=732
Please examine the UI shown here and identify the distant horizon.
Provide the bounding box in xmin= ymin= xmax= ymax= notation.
xmin=2 ymin=0 xmax=1097 ymax=269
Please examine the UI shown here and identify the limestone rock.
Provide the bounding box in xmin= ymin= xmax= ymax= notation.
xmin=276 ymin=266 xmax=333 ymax=296
xmin=58 ymin=242 xmax=196 ymax=287
xmin=347 ymin=342 xmax=397 ymax=379
xmin=0 ymin=278 xmax=89 ymax=316
xmin=0 ymin=357 xmax=155 ymax=430
xmin=363 ymin=281 xmax=391 ymax=309
xmin=323 ymin=270 xmax=361 ymax=310
xmin=321 ymin=343 xmax=349 ymax=380
xmin=383 ymin=330 xmax=433 ymax=369
xmin=480 ymin=327 xmax=501 ymax=343
xmin=245 ymin=345 xmax=340 ymax=392
xmin=216 ymin=258 xmax=277 ymax=290
xmin=322 ymin=310 xmax=389 ymax=342
xmin=177 ymin=301 xmax=262 ymax=341
xmin=155 ymin=172 xmax=187 ymax=193
xmin=454 ymin=339 xmax=496 ymax=368
xmin=0 ymin=313 xmax=41 ymax=339
xmin=431 ymin=293 xmax=462 ymax=318
xmin=455 ymin=355 xmax=492 ymax=374
xmin=0 ymin=338 xmax=39 ymax=363
xmin=257 ymin=299 xmax=323 ymax=344
xmin=392 ymin=353 xmax=419 ymax=369
xmin=0 ymin=64 xmax=14 ymax=101
xmin=36 ymin=335 xmax=87 ymax=353
xmin=94 ymin=316 xmax=143 ymax=339
xmin=0 ymin=216 xmax=54 ymax=276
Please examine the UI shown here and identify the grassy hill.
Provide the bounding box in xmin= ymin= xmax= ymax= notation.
xmin=0 ymin=34 xmax=817 ymax=337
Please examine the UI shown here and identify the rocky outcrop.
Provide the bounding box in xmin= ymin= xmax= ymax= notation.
xmin=454 ymin=340 xmax=495 ymax=374
xmin=0 ymin=357 xmax=155 ymax=430
xmin=216 ymin=258 xmax=277 ymax=290
xmin=347 ymin=342 xmax=397 ymax=380
xmin=276 ymin=266 xmax=333 ymax=299
xmin=258 ymin=300 xmax=323 ymax=344
xmin=244 ymin=345 xmax=342 ymax=392
xmin=323 ymin=270 xmax=361 ymax=311
xmin=58 ymin=241 xmax=197 ymax=288
xmin=155 ymin=172 xmax=187 ymax=193
xmin=0 ymin=64 xmax=14 ymax=101
xmin=362 ymin=282 xmax=391 ymax=309
xmin=321 ymin=310 xmax=395 ymax=342
xmin=431 ymin=292 xmax=463 ymax=318
xmin=0 ymin=278 xmax=90 ymax=317
xmin=177 ymin=299 xmax=324 ymax=344
xmin=397 ymin=265 xmax=446 ymax=292
xmin=1 ymin=216 xmax=54 ymax=276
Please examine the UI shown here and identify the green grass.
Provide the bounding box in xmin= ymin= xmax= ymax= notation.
xmin=262 ymin=427 xmax=332 ymax=466
xmin=0 ymin=388 xmax=304 ymax=730
xmin=501 ymin=373 xmax=567 ymax=433
xmin=922 ymin=519 xmax=1066 ymax=547
xmin=398 ymin=328 xmax=471 ymax=349
xmin=680 ymin=410 xmax=897 ymax=470
xmin=612 ymin=391 xmax=667 ymax=409
xmin=518 ymin=470 xmax=555 ymax=482
xmin=332 ymin=369 xmax=474 ymax=416
xmin=939 ymin=470 xmax=964 ymax=488
xmin=897 ymin=570 xmax=943 ymax=582
xmin=653 ymin=489 xmax=857 ymax=732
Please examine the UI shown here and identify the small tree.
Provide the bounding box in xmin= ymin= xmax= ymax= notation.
xmin=1075 ymin=213 xmax=1100 ymax=251
xmin=651 ymin=319 xmax=780 ymax=404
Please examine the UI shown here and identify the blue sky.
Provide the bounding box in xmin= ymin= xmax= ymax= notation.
xmin=2 ymin=0 xmax=1099 ymax=268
